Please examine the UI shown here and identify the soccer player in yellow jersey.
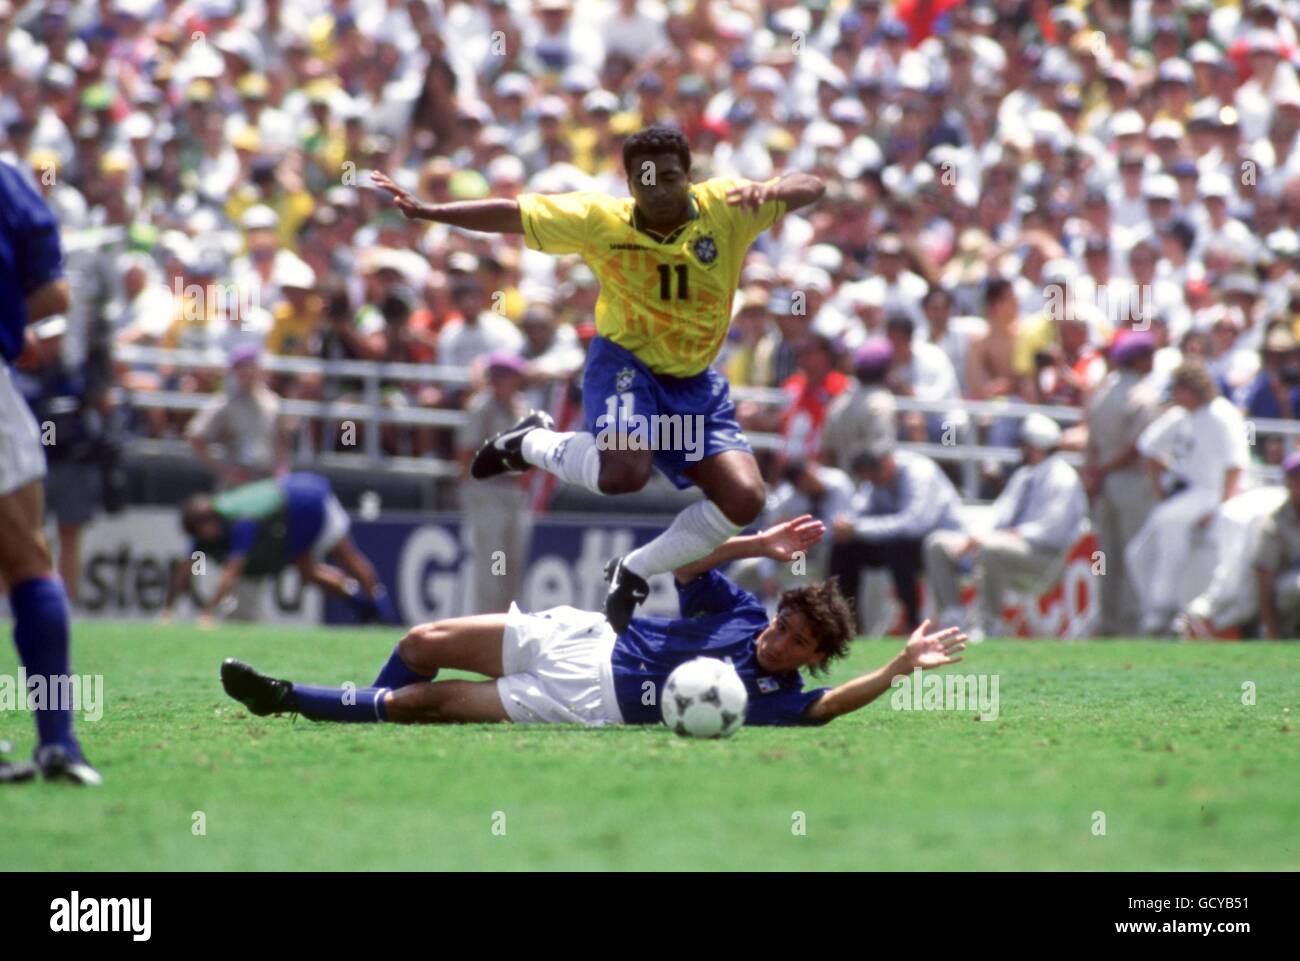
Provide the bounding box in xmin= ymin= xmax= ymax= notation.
xmin=372 ymin=126 xmax=825 ymax=629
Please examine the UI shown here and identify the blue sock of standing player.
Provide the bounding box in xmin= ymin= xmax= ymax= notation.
xmin=370 ymin=585 xmax=400 ymax=625
xmin=341 ymin=579 xmax=370 ymax=613
xmin=10 ymin=577 xmax=80 ymax=756
xmin=291 ymin=684 xmax=391 ymax=723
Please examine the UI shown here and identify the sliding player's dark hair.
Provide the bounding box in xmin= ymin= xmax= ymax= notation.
xmin=622 ymin=123 xmax=691 ymax=177
xmin=777 ymin=580 xmax=855 ymax=676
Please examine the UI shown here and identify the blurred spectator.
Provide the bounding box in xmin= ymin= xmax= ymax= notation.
xmin=918 ymin=284 xmax=986 ymax=395
xmin=830 ymin=446 xmax=963 ymax=633
xmin=1128 ymin=362 xmax=1251 ymax=636
xmin=457 ymin=351 xmax=531 ymax=615
xmin=186 ymin=344 xmax=288 ymax=489
xmin=438 ymin=275 xmax=525 ymax=375
xmin=1253 ymin=453 xmax=1300 ymax=639
xmin=1083 ymin=331 xmax=1162 ymax=637
xmin=924 ymin=414 xmax=1086 ymax=640
xmin=883 ymin=312 xmax=962 ymax=442
xmin=732 ymin=458 xmax=855 ymax=604
xmin=766 ymin=332 xmax=849 ymax=478
xmin=747 ymin=287 xmax=811 ymax=390
xmin=820 ymin=338 xmax=896 ymax=474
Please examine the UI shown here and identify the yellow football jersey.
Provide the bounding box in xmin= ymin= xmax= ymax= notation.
xmin=517 ymin=178 xmax=786 ymax=377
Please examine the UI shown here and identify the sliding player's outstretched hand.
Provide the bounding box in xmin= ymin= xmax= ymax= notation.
xmin=757 ymin=513 xmax=825 ymax=562
xmin=370 ymin=170 xmax=425 ymax=220
xmin=904 ymin=619 xmax=967 ymax=669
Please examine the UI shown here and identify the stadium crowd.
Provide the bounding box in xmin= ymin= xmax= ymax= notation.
xmin=4 ymin=0 xmax=1300 ymax=637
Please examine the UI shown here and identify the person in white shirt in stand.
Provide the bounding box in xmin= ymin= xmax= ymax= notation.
xmin=1126 ymin=361 xmax=1250 ymax=635
xmin=436 ymin=275 xmax=526 ymax=372
xmin=923 ymin=413 xmax=1087 ymax=640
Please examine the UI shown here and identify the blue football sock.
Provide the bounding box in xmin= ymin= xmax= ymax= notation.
xmin=372 ymin=645 xmax=434 ymax=688
xmin=371 ymin=586 xmax=401 ymax=626
xmin=342 ymin=580 xmax=373 ymax=615
xmin=291 ymin=683 xmax=390 ymax=723
xmin=10 ymin=577 xmax=79 ymax=756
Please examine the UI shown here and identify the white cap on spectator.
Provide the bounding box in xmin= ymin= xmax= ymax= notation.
xmin=481 ymin=125 xmax=514 ymax=148
xmin=494 ymin=73 xmax=532 ymax=98
xmin=806 ymin=121 xmax=845 ymax=150
xmin=1111 ymin=110 xmax=1145 ymax=137
xmin=447 ymin=251 xmax=481 ymax=273
xmin=459 ymin=100 xmax=493 ymax=125
xmin=793 ymin=266 xmax=832 ymax=294
xmin=830 ymin=98 xmax=868 ymax=124
xmin=1189 ymin=41 xmax=1222 ymax=65
xmin=1198 ymin=170 xmax=1232 ymax=198
xmin=740 ymin=261 xmax=776 ymax=286
xmin=897 ymin=59 xmax=931 ymax=91
xmin=748 ymin=66 xmax=783 ymax=93
xmin=123 ymin=111 xmax=154 ymax=140
xmin=1143 ymin=174 xmax=1179 ymax=200
xmin=560 ymin=65 xmax=598 ymax=93
xmin=487 ymin=155 xmax=526 ymax=184
xmin=1148 ymin=118 xmax=1185 ymax=141
xmin=1158 ymin=58 xmax=1193 ymax=85
xmin=807 ymin=244 xmax=843 ymax=275
xmin=582 ymin=90 xmax=620 ymax=114
xmin=1267 ymin=228 xmax=1300 ymax=257
xmin=241 ymin=204 xmax=280 ymax=230
xmin=771 ymin=6 xmax=810 ymax=34
xmin=1028 ymin=109 xmax=1066 ymax=143
xmin=1247 ymin=29 xmax=1282 ymax=54
xmin=536 ymin=95 xmax=567 ymax=119
xmin=846 ymin=282 xmax=885 ymax=309
xmin=1020 ymin=413 xmax=1062 ymax=450
xmin=1042 ymin=258 xmax=1078 ymax=285
xmin=273 ymin=252 xmax=316 ymax=290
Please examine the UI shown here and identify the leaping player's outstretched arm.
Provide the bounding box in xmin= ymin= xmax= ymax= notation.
xmin=726 ymin=172 xmax=826 ymax=215
xmin=371 ymin=170 xmax=525 ymax=234
xmin=805 ymin=620 xmax=967 ymax=723
xmin=672 ymin=514 xmax=826 ymax=584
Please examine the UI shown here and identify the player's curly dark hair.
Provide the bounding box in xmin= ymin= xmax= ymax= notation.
xmin=621 ymin=123 xmax=692 ymax=177
xmin=777 ymin=579 xmax=856 ymax=676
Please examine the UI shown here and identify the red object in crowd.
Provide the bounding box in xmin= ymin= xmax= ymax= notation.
xmin=779 ymin=368 xmax=850 ymax=463
xmin=895 ymin=0 xmax=966 ymax=47
xmin=1226 ymin=36 xmax=1296 ymax=83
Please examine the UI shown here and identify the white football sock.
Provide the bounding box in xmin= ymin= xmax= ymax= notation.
xmin=521 ymin=429 xmax=602 ymax=494
xmin=622 ymin=499 xmax=743 ymax=579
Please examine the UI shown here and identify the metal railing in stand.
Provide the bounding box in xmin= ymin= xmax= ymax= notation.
xmin=112 ymin=347 xmax=1295 ymax=493
xmin=115 ymin=344 xmax=473 ymax=468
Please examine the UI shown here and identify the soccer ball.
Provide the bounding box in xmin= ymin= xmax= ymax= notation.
xmin=661 ymin=657 xmax=748 ymax=739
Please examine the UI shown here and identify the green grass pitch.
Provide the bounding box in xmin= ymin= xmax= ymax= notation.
xmin=1 ymin=622 xmax=1297 ymax=871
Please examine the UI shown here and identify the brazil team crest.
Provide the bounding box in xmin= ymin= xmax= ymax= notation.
xmin=692 ymin=234 xmax=719 ymax=265
xmin=615 ymin=366 xmax=635 ymax=392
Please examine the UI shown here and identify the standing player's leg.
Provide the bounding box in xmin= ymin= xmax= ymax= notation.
xmin=601 ymin=363 xmax=766 ymax=628
xmin=0 ymin=479 xmax=100 ymax=785
xmin=612 ymin=447 xmax=764 ymax=587
xmin=326 ymin=536 xmax=400 ymax=624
